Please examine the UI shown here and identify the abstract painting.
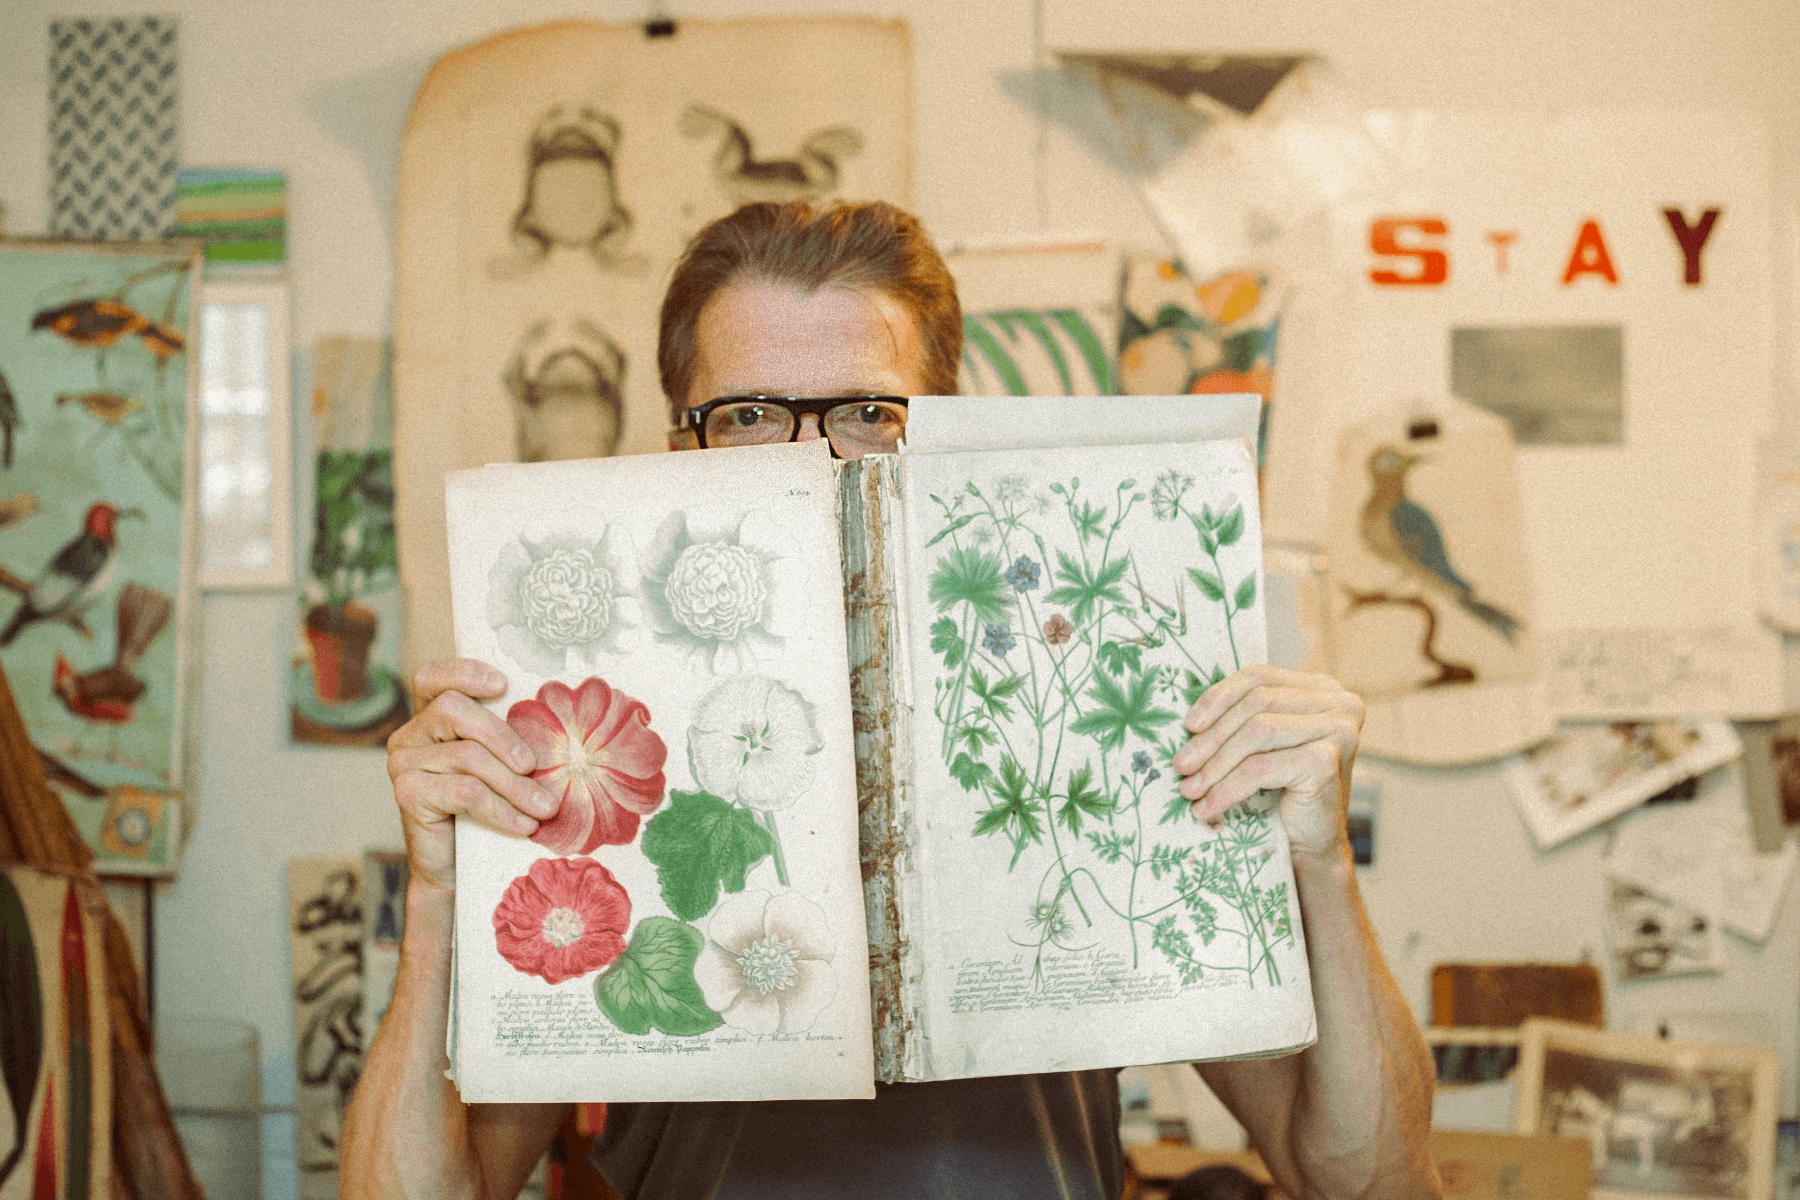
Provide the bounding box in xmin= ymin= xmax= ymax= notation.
xmin=395 ymin=17 xmax=913 ymax=673
xmin=0 ymin=240 xmax=198 ymax=875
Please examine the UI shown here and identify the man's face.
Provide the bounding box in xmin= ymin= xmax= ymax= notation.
xmin=675 ymin=281 xmax=926 ymax=456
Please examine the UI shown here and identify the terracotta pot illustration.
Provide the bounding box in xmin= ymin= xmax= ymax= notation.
xmin=305 ymin=602 xmax=378 ymax=703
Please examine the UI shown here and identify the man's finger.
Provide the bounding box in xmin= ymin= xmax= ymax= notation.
xmin=1179 ymin=709 xmax=1355 ymax=801
xmin=389 ymin=687 xmax=537 ymax=776
xmin=1174 ymin=680 xmax=1351 ymax=777
xmin=390 ymin=737 xmax=559 ymax=822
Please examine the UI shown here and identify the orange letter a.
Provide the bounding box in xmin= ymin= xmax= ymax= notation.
xmin=1562 ymin=219 xmax=1619 ymax=285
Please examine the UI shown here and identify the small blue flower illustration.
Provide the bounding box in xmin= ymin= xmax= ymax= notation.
xmin=983 ymin=622 xmax=1017 ymax=657
xmin=1131 ymin=750 xmax=1152 ymax=775
xmin=1003 ymin=555 xmax=1040 ymax=592
xmin=1145 ymin=769 xmax=1161 ymax=785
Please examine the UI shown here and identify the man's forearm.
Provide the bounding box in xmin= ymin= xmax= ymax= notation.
xmin=1199 ymin=847 xmax=1439 ymax=1200
xmin=341 ymin=879 xmax=561 ymax=1200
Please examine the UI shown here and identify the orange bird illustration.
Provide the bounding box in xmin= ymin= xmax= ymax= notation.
xmin=53 ymin=582 xmax=172 ymax=726
xmin=31 ymin=298 xmax=184 ymax=386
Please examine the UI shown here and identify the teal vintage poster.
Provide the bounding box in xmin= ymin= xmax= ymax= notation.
xmin=0 ymin=241 xmax=199 ymax=875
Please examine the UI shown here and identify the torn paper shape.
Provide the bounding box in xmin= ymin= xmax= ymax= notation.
xmin=1605 ymin=876 xmax=1721 ymax=981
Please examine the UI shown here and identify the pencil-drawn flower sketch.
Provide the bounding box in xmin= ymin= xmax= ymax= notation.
xmin=492 ymin=856 xmax=631 ymax=984
xmin=688 ymin=674 xmax=823 ymax=811
xmin=640 ymin=509 xmax=804 ymax=674
xmin=694 ymin=889 xmax=836 ymax=1035
xmin=507 ymin=677 xmax=668 ymax=854
xmin=487 ymin=525 xmax=641 ymax=674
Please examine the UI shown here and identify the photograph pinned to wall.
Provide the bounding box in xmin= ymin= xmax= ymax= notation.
xmin=287 ymin=856 xmax=362 ymax=1200
xmin=1605 ymin=767 xmax=1797 ymax=946
xmin=1318 ymin=396 xmax=1549 ymax=765
xmin=1116 ymin=254 xmax=1284 ymax=490
xmin=291 ymin=337 xmax=409 ymax=746
xmin=396 ymin=17 xmax=913 ymax=673
xmin=1514 ymin=1019 xmax=1777 ymax=1200
xmin=1735 ymin=717 xmax=1800 ymax=849
xmin=1504 ymin=720 xmax=1739 ymax=851
xmin=1426 ymin=1026 xmax=1521 ymax=1088
xmin=48 ymin=16 xmax=179 ymax=240
xmin=945 ymin=241 xmax=1119 ymax=398
xmin=1450 ymin=324 xmax=1624 ymax=446
xmin=0 ymin=240 xmax=200 ymax=876
xmin=0 ymin=865 xmax=113 ymax=1200
xmin=1604 ymin=877 xmax=1720 ymax=981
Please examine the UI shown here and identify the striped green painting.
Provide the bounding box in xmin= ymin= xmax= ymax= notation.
xmin=960 ymin=307 xmax=1117 ymax=396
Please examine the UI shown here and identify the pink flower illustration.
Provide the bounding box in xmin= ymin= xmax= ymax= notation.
xmin=493 ymin=856 xmax=631 ymax=984
xmin=508 ymin=677 xmax=668 ymax=854
xmin=1043 ymin=613 xmax=1074 ymax=646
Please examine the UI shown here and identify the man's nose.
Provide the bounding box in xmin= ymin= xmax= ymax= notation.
xmin=795 ymin=413 xmax=824 ymax=442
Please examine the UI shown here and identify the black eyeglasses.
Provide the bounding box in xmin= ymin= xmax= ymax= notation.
xmin=682 ymin=395 xmax=909 ymax=458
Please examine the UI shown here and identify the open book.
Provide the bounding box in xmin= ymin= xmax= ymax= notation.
xmin=444 ymin=396 xmax=1317 ymax=1103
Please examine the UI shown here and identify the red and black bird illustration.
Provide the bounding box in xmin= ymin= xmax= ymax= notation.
xmin=53 ymin=582 xmax=172 ymax=726
xmin=678 ymin=103 xmax=863 ymax=206
xmin=0 ymin=502 xmax=143 ymax=646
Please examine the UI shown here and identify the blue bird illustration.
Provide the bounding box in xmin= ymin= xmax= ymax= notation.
xmin=1358 ymin=446 xmax=1522 ymax=644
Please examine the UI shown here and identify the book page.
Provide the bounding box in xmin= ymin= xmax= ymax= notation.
xmin=899 ymin=439 xmax=1317 ymax=1080
xmin=444 ymin=440 xmax=874 ymax=1102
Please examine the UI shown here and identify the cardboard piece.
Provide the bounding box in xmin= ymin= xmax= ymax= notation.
xmin=1429 ymin=1130 xmax=1591 ymax=1200
xmin=395 ymin=18 xmax=913 ymax=675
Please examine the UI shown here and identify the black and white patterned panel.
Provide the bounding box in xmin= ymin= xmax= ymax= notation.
xmin=49 ymin=16 xmax=180 ymax=239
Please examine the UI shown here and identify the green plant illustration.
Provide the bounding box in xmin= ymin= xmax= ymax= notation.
xmin=926 ymin=468 xmax=1294 ymax=989
xmin=593 ymin=915 xmax=723 ymax=1037
xmin=309 ymin=448 xmax=397 ymax=613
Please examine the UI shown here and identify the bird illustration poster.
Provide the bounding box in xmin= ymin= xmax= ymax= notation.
xmin=1318 ymin=397 xmax=1549 ymax=764
xmin=0 ymin=865 xmax=113 ymax=1200
xmin=290 ymin=338 xmax=411 ymax=747
xmin=1331 ymin=111 xmax=1781 ymax=721
xmin=394 ymin=17 xmax=911 ymax=672
xmin=0 ymin=241 xmax=198 ymax=876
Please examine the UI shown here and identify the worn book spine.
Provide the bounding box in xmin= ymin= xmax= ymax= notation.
xmin=837 ymin=457 xmax=925 ymax=1082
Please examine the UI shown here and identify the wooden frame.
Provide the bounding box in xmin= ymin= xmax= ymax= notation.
xmin=1515 ymin=1018 xmax=1778 ymax=1200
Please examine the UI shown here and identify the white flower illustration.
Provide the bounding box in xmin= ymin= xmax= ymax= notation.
xmin=640 ymin=509 xmax=805 ymax=674
xmin=695 ymin=889 xmax=836 ymax=1036
xmin=688 ymin=675 xmax=823 ymax=811
xmin=486 ymin=525 xmax=641 ymax=674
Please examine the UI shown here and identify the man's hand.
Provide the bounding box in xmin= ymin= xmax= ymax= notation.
xmin=1170 ymin=665 xmax=1365 ymax=860
xmin=385 ymin=658 xmax=560 ymax=892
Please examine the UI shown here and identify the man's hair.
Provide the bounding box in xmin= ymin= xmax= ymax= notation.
xmin=658 ymin=200 xmax=961 ymax=419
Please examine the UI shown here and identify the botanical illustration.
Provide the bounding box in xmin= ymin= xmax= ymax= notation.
xmin=487 ymin=524 xmax=641 ymax=675
xmin=292 ymin=338 xmax=412 ymax=748
xmin=0 ymin=243 xmax=197 ymax=874
xmin=490 ymin=671 xmax=835 ymax=1040
xmin=641 ymin=509 xmax=804 ymax=674
xmin=924 ymin=468 xmax=1295 ymax=991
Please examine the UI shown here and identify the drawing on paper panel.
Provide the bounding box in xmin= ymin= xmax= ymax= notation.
xmin=493 ymin=106 xmax=638 ymax=278
xmin=489 ymin=670 xmax=833 ymax=1040
xmin=924 ymin=469 xmax=1295 ymax=991
xmin=679 ymin=104 xmax=863 ymax=206
xmin=504 ymin=318 xmax=627 ymax=462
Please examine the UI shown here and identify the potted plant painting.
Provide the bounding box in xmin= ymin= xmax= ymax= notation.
xmin=304 ymin=448 xmax=397 ymax=704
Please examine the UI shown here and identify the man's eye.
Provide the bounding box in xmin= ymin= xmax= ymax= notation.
xmin=855 ymin=405 xmax=884 ymax=424
xmin=735 ymin=406 xmax=769 ymax=427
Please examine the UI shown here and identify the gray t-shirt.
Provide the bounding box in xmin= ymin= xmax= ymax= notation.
xmin=589 ymin=1070 xmax=1125 ymax=1199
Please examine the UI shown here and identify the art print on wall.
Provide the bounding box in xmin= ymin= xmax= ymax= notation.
xmin=290 ymin=339 xmax=409 ymax=746
xmin=0 ymin=241 xmax=199 ymax=875
xmin=287 ymin=856 xmax=363 ymax=1200
xmin=1514 ymin=1020 xmax=1777 ymax=1200
xmin=395 ymin=17 xmax=913 ymax=675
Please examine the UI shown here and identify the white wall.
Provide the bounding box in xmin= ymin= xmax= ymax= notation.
xmin=2 ymin=1 xmax=1798 ymax=1196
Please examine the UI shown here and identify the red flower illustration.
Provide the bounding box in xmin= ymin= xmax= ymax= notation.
xmin=508 ymin=677 xmax=668 ymax=854
xmin=493 ymin=856 xmax=631 ymax=984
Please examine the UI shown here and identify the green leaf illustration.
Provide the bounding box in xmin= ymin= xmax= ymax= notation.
xmin=1161 ymin=790 xmax=1195 ymax=825
xmin=1056 ymin=762 xmax=1112 ymax=834
xmin=1096 ymin=639 xmax=1144 ymax=679
xmin=1070 ymin=670 xmax=1179 ymax=752
xmin=1180 ymin=666 xmax=1226 ymax=708
xmin=1215 ymin=504 xmax=1245 ymax=548
xmin=1233 ymin=574 xmax=1257 ymax=612
xmin=1186 ymin=567 xmax=1224 ymax=602
xmin=1046 ymin=550 xmax=1130 ymax=626
xmin=953 ymin=722 xmax=998 ymax=753
xmin=640 ymin=789 xmax=774 ymax=921
xmin=924 ymin=512 xmax=979 ymax=548
xmin=969 ymin=669 xmax=1028 ymax=721
xmin=972 ymin=756 xmax=1044 ymax=866
xmin=930 ymin=616 xmax=966 ymax=667
xmin=929 ymin=545 xmax=1009 ymax=624
xmin=949 ymin=752 xmax=993 ymax=791
xmin=593 ymin=917 xmax=722 ymax=1037
xmin=1071 ymin=499 xmax=1107 ymax=544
